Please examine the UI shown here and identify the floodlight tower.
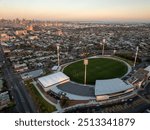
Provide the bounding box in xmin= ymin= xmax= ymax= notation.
xmin=113 ymin=49 xmax=117 ymax=55
xmin=100 ymin=38 xmax=106 ymax=56
xmin=57 ymin=44 xmax=60 ymax=67
xmin=133 ymin=46 xmax=139 ymax=67
xmin=84 ymin=59 xmax=88 ymax=86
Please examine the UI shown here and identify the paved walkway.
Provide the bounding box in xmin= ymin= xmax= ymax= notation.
xmin=59 ymin=91 xmax=137 ymax=112
xmin=32 ymin=81 xmax=62 ymax=111
xmin=32 ymin=81 xmax=95 ymax=112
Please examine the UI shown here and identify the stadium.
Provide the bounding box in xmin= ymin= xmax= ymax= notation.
xmin=36 ymin=56 xmax=138 ymax=101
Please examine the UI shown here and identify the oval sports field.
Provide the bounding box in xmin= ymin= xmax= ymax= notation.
xmin=63 ymin=57 xmax=128 ymax=85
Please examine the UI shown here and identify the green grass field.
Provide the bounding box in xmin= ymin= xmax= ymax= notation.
xmin=63 ymin=58 xmax=128 ymax=85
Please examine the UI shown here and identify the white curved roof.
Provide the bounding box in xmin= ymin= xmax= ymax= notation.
xmin=95 ymin=78 xmax=133 ymax=96
xmin=38 ymin=72 xmax=70 ymax=88
xmin=145 ymin=66 xmax=150 ymax=76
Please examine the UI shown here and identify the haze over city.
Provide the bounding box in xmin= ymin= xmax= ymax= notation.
xmin=0 ymin=0 xmax=150 ymax=22
xmin=0 ymin=0 xmax=150 ymax=114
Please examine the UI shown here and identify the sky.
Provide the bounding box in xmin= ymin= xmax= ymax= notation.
xmin=0 ymin=0 xmax=150 ymax=22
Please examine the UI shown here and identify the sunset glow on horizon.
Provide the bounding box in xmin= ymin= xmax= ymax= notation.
xmin=0 ymin=0 xmax=150 ymax=22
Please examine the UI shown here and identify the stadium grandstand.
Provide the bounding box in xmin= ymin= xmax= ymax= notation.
xmin=37 ymin=72 xmax=70 ymax=92
xmin=95 ymin=78 xmax=134 ymax=101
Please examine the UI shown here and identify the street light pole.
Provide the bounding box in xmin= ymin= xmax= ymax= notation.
xmin=133 ymin=46 xmax=139 ymax=67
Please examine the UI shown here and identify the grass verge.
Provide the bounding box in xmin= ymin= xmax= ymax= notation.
xmin=25 ymin=80 xmax=56 ymax=113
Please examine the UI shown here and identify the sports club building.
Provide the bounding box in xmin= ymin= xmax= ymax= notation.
xmin=37 ymin=72 xmax=70 ymax=92
xmin=95 ymin=78 xmax=134 ymax=101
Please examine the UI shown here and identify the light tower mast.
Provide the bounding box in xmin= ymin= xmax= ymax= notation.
xmin=57 ymin=44 xmax=60 ymax=67
xmin=84 ymin=59 xmax=88 ymax=86
xmin=100 ymin=38 xmax=106 ymax=56
xmin=133 ymin=46 xmax=139 ymax=67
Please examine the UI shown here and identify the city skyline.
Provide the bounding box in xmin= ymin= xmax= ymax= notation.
xmin=0 ymin=0 xmax=150 ymax=22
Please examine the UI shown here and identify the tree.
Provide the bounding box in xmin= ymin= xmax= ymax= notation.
xmin=60 ymin=94 xmax=69 ymax=107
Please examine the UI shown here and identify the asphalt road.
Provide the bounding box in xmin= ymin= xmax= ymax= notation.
xmin=0 ymin=44 xmax=37 ymax=113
